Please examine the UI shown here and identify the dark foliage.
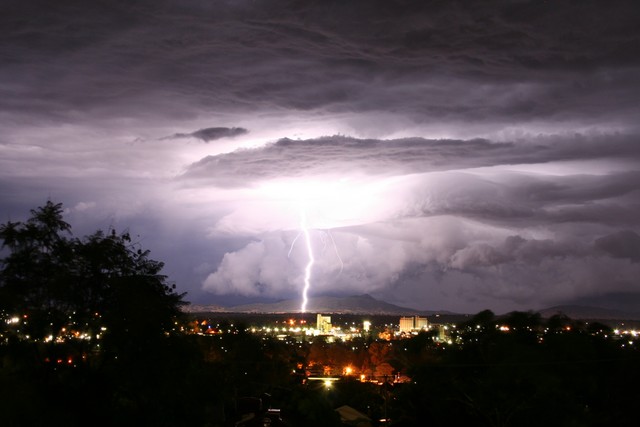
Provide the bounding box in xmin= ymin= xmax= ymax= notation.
xmin=0 ymin=202 xmax=209 ymax=426
xmin=390 ymin=313 xmax=640 ymax=427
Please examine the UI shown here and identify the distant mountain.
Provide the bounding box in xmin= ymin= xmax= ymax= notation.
xmin=182 ymin=303 xmax=226 ymax=313
xmin=537 ymin=305 xmax=640 ymax=321
xmin=183 ymin=298 xmax=640 ymax=320
xmin=229 ymin=294 xmax=424 ymax=315
xmin=186 ymin=294 xmax=449 ymax=315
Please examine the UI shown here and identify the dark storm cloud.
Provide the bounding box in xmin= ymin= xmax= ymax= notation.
xmin=450 ymin=235 xmax=588 ymax=270
xmin=180 ymin=133 xmax=640 ymax=185
xmin=407 ymin=170 xmax=640 ymax=227
xmin=1 ymin=0 xmax=639 ymax=125
xmin=163 ymin=127 xmax=248 ymax=142
xmin=594 ymin=230 xmax=640 ymax=262
xmin=3 ymin=0 xmax=640 ymax=313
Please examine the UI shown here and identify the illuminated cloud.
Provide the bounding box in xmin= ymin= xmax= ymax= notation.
xmin=181 ymin=133 xmax=640 ymax=186
xmin=2 ymin=0 xmax=640 ymax=312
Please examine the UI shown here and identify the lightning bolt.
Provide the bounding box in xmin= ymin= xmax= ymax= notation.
xmin=287 ymin=232 xmax=301 ymax=258
xmin=300 ymin=206 xmax=314 ymax=313
xmin=289 ymin=211 xmax=345 ymax=312
xmin=325 ymin=230 xmax=344 ymax=276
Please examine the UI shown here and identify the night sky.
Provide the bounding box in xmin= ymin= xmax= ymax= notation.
xmin=2 ymin=0 xmax=640 ymax=313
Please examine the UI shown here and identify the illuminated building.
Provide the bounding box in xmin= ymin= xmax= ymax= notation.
xmin=415 ymin=316 xmax=428 ymax=330
xmin=399 ymin=316 xmax=429 ymax=332
xmin=438 ymin=325 xmax=447 ymax=341
xmin=399 ymin=317 xmax=414 ymax=332
xmin=317 ymin=314 xmax=332 ymax=333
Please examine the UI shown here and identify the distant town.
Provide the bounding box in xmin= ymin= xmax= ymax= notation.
xmin=4 ymin=303 xmax=640 ymax=426
xmin=185 ymin=310 xmax=640 ymax=376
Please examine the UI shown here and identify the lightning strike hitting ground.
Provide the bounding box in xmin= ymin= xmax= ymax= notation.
xmin=290 ymin=215 xmax=343 ymax=312
xmin=300 ymin=207 xmax=314 ymax=313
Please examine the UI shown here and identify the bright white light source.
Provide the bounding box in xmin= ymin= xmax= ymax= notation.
xmin=300 ymin=207 xmax=314 ymax=313
xmin=255 ymin=176 xmax=404 ymax=230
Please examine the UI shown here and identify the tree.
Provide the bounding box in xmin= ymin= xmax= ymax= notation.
xmin=0 ymin=202 xmax=205 ymax=426
xmin=0 ymin=201 xmax=74 ymax=342
xmin=0 ymin=201 xmax=187 ymax=363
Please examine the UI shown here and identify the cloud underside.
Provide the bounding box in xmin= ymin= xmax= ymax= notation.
xmin=1 ymin=1 xmax=639 ymax=128
xmin=202 ymin=221 xmax=640 ymax=310
xmin=196 ymin=133 xmax=640 ymax=310
xmin=2 ymin=0 xmax=640 ymax=312
xmin=181 ymin=133 xmax=640 ymax=185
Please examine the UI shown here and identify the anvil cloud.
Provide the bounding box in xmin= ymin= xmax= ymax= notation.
xmin=1 ymin=0 xmax=640 ymax=313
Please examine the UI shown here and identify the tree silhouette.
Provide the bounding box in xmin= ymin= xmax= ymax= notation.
xmin=0 ymin=201 xmax=186 ymax=351
xmin=0 ymin=201 xmax=198 ymax=426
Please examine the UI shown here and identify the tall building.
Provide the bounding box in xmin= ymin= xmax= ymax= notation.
xmin=415 ymin=316 xmax=428 ymax=330
xmin=437 ymin=325 xmax=448 ymax=341
xmin=399 ymin=317 xmax=415 ymax=332
xmin=363 ymin=321 xmax=371 ymax=332
xmin=317 ymin=314 xmax=332 ymax=333
xmin=399 ymin=316 xmax=429 ymax=332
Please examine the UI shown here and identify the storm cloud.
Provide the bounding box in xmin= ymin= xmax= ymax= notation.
xmin=165 ymin=127 xmax=248 ymax=142
xmin=595 ymin=230 xmax=640 ymax=262
xmin=181 ymin=133 xmax=640 ymax=185
xmin=2 ymin=0 xmax=640 ymax=131
xmin=2 ymin=0 xmax=640 ymax=313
